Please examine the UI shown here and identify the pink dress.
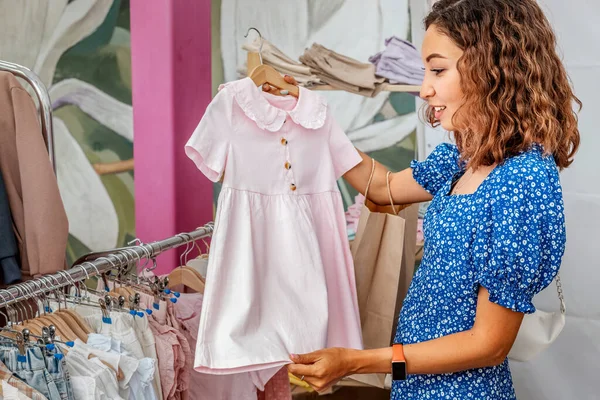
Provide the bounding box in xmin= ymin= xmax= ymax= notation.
xmin=185 ymin=77 xmax=363 ymax=388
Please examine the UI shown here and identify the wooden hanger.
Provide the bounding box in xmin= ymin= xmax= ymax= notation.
xmin=10 ymin=301 xmax=45 ymax=337
xmin=167 ymin=267 xmax=205 ymax=294
xmin=35 ymin=315 xmax=77 ymax=342
xmin=167 ymin=239 xmax=206 ymax=294
xmin=247 ymin=52 xmax=261 ymax=76
xmin=39 ymin=300 xmax=87 ymax=341
xmin=250 ymin=65 xmax=299 ymax=97
xmin=115 ymin=286 xmax=135 ymax=298
xmin=42 ymin=289 xmax=87 ymax=341
xmin=60 ymin=309 xmax=93 ymax=336
xmin=86 ymin=352 xmax=125 ymax=381
xmin=54 ymin=310 xmax=89 ymax=341
xmin=245 ymin=27 xmax=299 ymax=97
xmin=15 ymin=321 xmax=43 ymax=337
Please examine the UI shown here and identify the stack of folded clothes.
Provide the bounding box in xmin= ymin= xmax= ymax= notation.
xmin=241 ymin=38 xmax=324 ymax=87
xmin=299 ymin=43 xmax=385 ymax=97
xmin=369 ymin=36 xmax=424 ymax=85
xmin=240 ymin=37 xmax=423 ymax=95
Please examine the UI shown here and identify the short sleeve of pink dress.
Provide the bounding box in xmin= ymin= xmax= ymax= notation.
xmin=328 ymin=116 xmax=362 ymax=179
xmin=186 ymin=78 xmax=363 ymax=388
xmin=185 ymin=87 xmax=233 ymax=182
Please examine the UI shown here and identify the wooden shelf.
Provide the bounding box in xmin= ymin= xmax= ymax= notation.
xmin=381 ymin=83 xmax=421 ymax=92
xmin=311 ymin=83 xmax=421 ymax=93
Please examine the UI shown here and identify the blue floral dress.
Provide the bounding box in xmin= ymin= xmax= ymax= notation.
xmin=391 ymin=143 xmax=565 ymax=399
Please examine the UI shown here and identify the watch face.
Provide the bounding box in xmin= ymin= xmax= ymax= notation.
xmin=392 ymin=361 xmax=407 ymax=381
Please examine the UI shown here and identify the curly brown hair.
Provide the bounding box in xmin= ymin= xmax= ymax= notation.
xmin=424 ymin=0 xmax=581 ymax=169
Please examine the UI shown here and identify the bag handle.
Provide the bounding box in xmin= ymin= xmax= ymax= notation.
xmin=364 ymin=157 xmax=376 ymax=201
xmin=386 ymin=171 xmax=397 ymax=215
xmin=364 ymin=158 xmax=399 ymax=215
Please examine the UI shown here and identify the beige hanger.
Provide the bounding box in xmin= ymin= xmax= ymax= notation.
xmin=14 ymin=321 xmax=42 ymax=337
xmin=250 ymin=65 xmax=299 ymax=97
xmin=247 ymin=53 xmax=261 ymax=76
xmin=51 ymin=272 xmax=91 ymax=340
xmin=54 ymin=310 xmax=88 ymax=341
xmin=36 ymin=315 xmax=78 ymax=342
xmin=168 ymin=267 xmax=205 ymax=294
xmin=61 ymin=309 xmax=93 ymax=336
xmin=85 ymin=352 xmax=125 ymax=381
xmin=245 ymin=27 xmax=299 ymax=97
xmin=7 ymin=290 xmax=46 ymax=338
xmin=167 ymin=239 xmax=206 ymax=293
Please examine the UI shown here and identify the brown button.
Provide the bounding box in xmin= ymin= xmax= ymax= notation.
xmin=281 ymin=138 xmax=288 ymax=145
xmin=290 ymin=183 xmax=297 ymax=191
xmin=284 ymin=162 xmax=291 ymax=170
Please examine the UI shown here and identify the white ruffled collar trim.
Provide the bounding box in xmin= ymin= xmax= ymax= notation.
xmin=219 ymin=77 xmax=327 ymax=131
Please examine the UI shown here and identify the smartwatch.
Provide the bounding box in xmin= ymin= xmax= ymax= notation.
xmin=392 ymin=343 xmax=407 ymax=381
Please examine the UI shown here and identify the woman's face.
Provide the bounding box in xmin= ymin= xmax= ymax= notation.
xmin=420 ymin=25 xmax=465 ymax=131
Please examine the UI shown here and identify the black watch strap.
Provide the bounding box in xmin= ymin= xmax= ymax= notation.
xmin=392 ymin=343 xmax=407 ymax=381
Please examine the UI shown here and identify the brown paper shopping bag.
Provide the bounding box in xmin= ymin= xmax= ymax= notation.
xmin=348 ymin=160 xmax=419 ymax=389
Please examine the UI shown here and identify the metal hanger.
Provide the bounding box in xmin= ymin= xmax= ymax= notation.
xmin=245 ymin=27 xmax=264 ymax=64
xmin=168 ymin=234 xmax=206 ymax=294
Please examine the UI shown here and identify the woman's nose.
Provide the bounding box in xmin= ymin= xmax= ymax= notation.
xmin=420 ymin=81 xmax=435 ymax=100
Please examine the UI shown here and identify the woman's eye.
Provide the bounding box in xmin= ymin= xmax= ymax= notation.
xmin=431 ymin=68 xmax=445 ymax=75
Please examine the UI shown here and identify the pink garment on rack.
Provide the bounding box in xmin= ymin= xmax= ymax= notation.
xmin=165 ymin=304 xmax=192 ymax=400
xmin=185 ymin=77 xmax=363 ymax=390
xmin=139 ymin=292 xmax=191 ymax=400
xmin=258 ymin=368 xmax=292 ymax=400
xmin=174 ymin=292 xmax=259 ymax=400
xmin=148 ymin=321 xmax=186 ymax=400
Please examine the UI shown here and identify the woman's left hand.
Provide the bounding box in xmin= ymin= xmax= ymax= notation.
xmin=287 ymin=348 xmax=354 ymax=392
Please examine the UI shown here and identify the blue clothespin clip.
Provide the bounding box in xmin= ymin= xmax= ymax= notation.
xmin=99 ymin=299 xmax=112 ymax=324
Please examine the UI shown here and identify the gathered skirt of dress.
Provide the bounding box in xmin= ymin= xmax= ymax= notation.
xmin=193 ymin=187 xmax=363 ymax=377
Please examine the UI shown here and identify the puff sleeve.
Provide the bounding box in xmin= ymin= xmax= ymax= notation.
xmin=473 ymin=160 xmax=565 ymax=313
xmin=410 ymin=143 xmax=461 ymax=196
xmin=185 ymin=87 xmax=234 ymax=182
xmin=328 ymin=116 xmax=362 ymax=180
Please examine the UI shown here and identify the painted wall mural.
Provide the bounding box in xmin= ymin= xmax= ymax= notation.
xmin=0 ymin=0 xmax=134 ymax=264
xmin=0 ymin=0 xmax=418 ymax=264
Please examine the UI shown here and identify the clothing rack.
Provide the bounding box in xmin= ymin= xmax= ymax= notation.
xmin=0 ymin=222 xmax=214 ymax=308
xmin=0 ymin=60 xmax=55 ymax=170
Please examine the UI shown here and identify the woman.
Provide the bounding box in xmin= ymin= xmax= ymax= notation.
xmin=287 ymin=0 xmax=581 ymax=398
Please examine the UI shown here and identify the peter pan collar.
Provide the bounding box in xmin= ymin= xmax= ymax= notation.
xmin=219 ymin=77 xmax=327 ymax=131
